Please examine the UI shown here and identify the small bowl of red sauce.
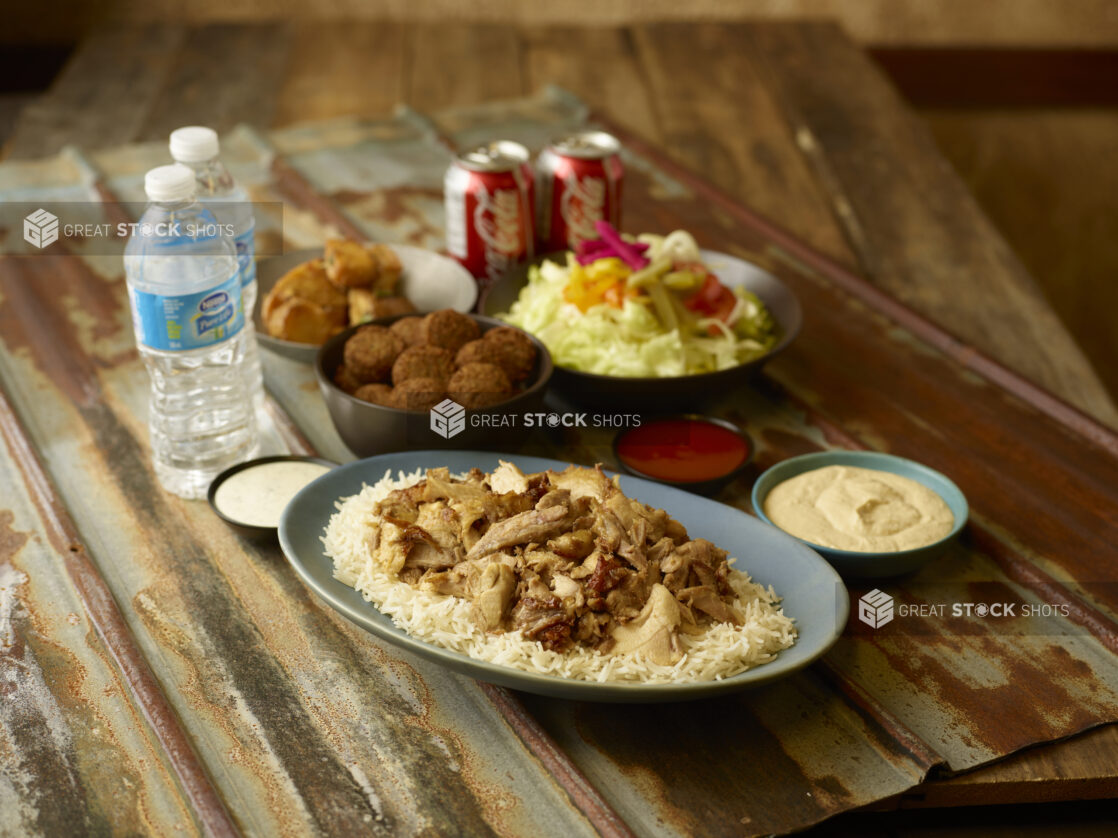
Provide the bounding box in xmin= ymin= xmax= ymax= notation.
xmin=613 ymin=414 xmax=754 ymax=495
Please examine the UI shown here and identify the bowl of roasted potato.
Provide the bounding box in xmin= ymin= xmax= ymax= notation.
xmin=256 ymin=239 xmax=478 ymax=362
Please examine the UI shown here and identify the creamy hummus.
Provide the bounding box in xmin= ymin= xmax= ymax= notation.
xmin=763 ymin=465 xmax=954 ymax=552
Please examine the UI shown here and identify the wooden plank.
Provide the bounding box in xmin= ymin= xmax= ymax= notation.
xmin=909 ymin=725 xmax=1118 ymax=807
xmin=924 ymin=108 xmax=1118 ymax=410
xmin=816 ymin=798 xmax=1118 ymax=836
xmin=138 ymin=23 xmax=295 ymax=141
xmin=2 ymin=25 xmax=185 ymax=159
xmin=630 ymin=22 xmax=857 ymax=265
xmin=870 ymin=48 xmax=1118 ymax=108
xmin=274 ymin=22 xmax=407 ymax=126
xmin=10 ymin=0 xmax=1118 ymax=49
xmin=0 ymin=95 xmax=34 ymax=146
xmin=744 ymin=21 xmax=1118 ymax=428
xmin=520 ymin=26 xmax=662 ymax=145
xmin=403 ymin=23 xmax=525 ymax=112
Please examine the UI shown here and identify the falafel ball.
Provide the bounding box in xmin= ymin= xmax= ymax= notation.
xmin=423 ymin=309 xmax=480 ymax=354
xmin=392 ymin=345 xmax=455 ymax=385
xmin=354 ymin=383 xmax=395 ymax=407
xmin=448 ymin=362 xmax=512 ymax=409
xmin=389 ymin=316 xmax=426 ymax=348
xmin=454 ymin=339 xmax=501 ymax=368
xmin=482 ymin=326 xmax=538 ymax=382
xmin=343 ymin=325 xmax=404 ymax=383
xmin=391 ymin=377 xmax=447 ymax=411
xmin=333 ymin=363 xmax=363 ymax=394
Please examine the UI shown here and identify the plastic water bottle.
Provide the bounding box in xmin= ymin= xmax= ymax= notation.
xmin=124 ymin=164 xmax=258 ymax=499
xmin=169 ymin=126 xmax=265 ymax=409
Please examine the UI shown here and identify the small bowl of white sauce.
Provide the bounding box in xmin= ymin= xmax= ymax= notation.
xmin=208 ymin=456 xmax=337 ymax=538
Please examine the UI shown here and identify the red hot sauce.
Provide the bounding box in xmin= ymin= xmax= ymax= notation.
xmin=616 ymin=418 xmax=750 ymax=484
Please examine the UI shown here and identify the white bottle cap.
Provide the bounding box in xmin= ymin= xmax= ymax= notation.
xmin=169 ymin=126 xmax=220 ymax=163
xmin=144 ymin=164 xmax=196 ymax=202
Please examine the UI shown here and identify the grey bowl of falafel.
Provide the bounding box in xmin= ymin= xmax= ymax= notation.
xmin=315 ymin=310 xmax=554 ymax=455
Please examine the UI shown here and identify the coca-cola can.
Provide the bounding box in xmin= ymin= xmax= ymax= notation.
xmin=444 ymin=140 xmax=535 ymax=293
xmin=536 ymin=130 xmax=623 ymax=253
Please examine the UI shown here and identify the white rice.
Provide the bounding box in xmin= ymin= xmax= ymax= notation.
xmin=323 ymin=469 xmax=797 ymax=683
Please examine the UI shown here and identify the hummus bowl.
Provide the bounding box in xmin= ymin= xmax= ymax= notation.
xmin=751 ymin=451 xmax=968 ymax=578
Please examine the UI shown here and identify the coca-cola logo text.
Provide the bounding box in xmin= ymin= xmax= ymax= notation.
xmin=473 ymin=186 xmax=523 ymax=283
xmin=559 ymin=175 xmax=606 ymax=248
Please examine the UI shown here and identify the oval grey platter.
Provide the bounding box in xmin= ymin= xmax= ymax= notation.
xmin=279 ymin=451 xmax=849 ymax=702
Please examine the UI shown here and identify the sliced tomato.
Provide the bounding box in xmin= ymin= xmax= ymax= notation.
xmin=684 ymin=274 xmax=720 ymax=313
xmin=686 ymin=274 xmax=735 ymax=317
xmin=710 ymin=289 xmax=737 ymax=322
xmin=602 ymin=282 xmax=627 ymax=308
xmin=682 ymin=273 xmax=736 ymax=334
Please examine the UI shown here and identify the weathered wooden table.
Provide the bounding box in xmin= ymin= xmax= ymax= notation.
xmin=3 ymin=21 xmax=1118 ymax=837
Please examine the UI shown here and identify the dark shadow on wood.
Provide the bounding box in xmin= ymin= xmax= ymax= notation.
xmin=871 ymin=48 xmax=1118 ymax=108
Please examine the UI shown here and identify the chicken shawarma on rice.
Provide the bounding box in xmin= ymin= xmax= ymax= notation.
xmin=324 ymin=462 xmax=797 ymax=682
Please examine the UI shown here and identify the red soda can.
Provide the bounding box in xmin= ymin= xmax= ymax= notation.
xmin=444 ymin=141 xmax=535 ymax=293
xmin=536 ymin=131 xmax=623 ymax=253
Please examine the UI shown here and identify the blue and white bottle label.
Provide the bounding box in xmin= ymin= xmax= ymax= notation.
xmin=234 ymin=226 xmax=256 ymax=288
xmin=129 ymin=272 xmax=244 ymax=351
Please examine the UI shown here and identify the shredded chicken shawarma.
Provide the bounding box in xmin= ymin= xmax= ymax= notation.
xmin=361 ymin=462 xmax=745 ymax=666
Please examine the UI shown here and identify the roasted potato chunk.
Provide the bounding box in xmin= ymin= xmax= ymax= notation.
xmin=324 ymin=238 xmax=378 ymax=289
xmin=265 ymin=297 xmax=346 ymax=344
xmin=347 ymin=288 xmax=377 ymax=325
xmin=367 ymin=243 xmax=403 ymax=294
xmin=263 ymin=258 xmax=346 ymax=320
xmin=347 ymin=289 xmax=417 ymax=325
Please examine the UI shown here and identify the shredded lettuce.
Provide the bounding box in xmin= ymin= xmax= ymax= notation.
xmin=500 ymin=257 xmax=780 ymax=378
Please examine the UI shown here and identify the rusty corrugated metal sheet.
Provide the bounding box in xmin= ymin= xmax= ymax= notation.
xmin=0 ymin=117 xmax=612 ymax=837
xmin=259 ymin=98 xmax=1118 ymax=822
xmin=1 ymin=91 xmax=1118 ymax=837
xmin=0 ymin=253 xmax=607 ymax=836
xmin=0 ymin=398 xmax=206 ymax=836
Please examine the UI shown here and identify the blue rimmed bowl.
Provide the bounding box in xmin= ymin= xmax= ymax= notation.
xmin=751 ymin=450 xmax=968 ymax=578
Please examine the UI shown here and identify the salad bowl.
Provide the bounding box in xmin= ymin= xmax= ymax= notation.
xmin=480 ymin=248 xmax=801 ymax=410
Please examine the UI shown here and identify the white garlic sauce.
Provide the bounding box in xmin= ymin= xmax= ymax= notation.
xmin=214 ymin=460 xmax=331 ymax=527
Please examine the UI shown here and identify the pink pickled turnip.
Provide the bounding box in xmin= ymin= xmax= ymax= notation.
xmin=593 ymin=221 xmax=649 ymax=269
xmin=577 ymin=239 xmax=611 ymax=257
xmin=575 ymin=233 xmax=650 ymax=265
